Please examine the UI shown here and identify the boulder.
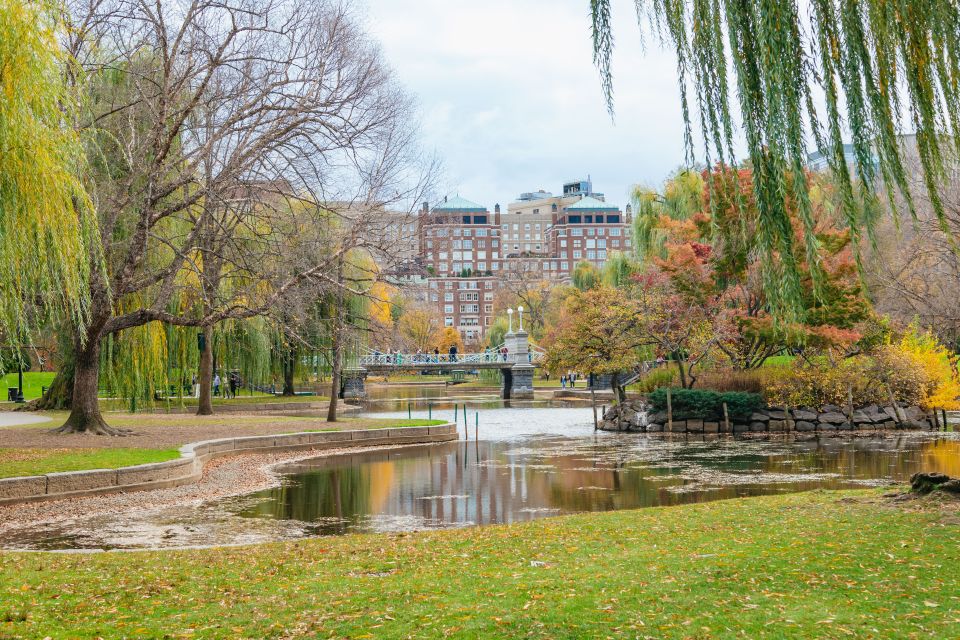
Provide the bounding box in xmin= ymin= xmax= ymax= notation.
xmin=648 ymin=411 xmax=668 ymax=424
xmin=939 ymin=480 xmax=960 ymax=495
xmin=686 ymin=419 xmax=704 ymax=432
xmin=750 ymin=412 xmax=770 ymax=423
xmin=766 ymin=410 xmax=789 ymax=420
xmin=852 ymin=411 xmax=874 ymax=424
xmin=819 ymin=412 xmax=847 ymax=424
xmin=794 ymin=420 xmax=816 ymax=432
xmin=818 ymin=422 xmax=837 ymax=431
xmin=792 ymin=409 xmax=818 ymax=421
xmin=768 ymin=420 xmax=786 ymax=432
xmin=733 ymin=423 xmax=751 ymax=433
xmin=703 ymin=421 xmax=719 ymax=433
xmin=836 ymin=422 xmax=854 ymax=430
xmin=911 ymin=472 xmax=952 ymax=494
xmin=750 ymin=421 xmax=767 ymax=432
xmin=822 ymin=404 xmax=842 ymax=413
xmin=646 ymin=423 xmax=663 ymax=432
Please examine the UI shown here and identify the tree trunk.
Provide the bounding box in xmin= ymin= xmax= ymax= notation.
xmin=197 ymin=325 xmax=214 ymax=415
xmin=55 ymin=330 xmax=130 ymax=435
xmin=282 ymin=345 xmax=297 ymax=396
xmin=22 ymin=363 xmax=73 ymax=411
xmin=611 ymin=371 xmax=626 ymax=404
xmin=673 ymin=353 xmax=688 ymax=389
xmin=326 ymin=328 xmax=342 ymax=422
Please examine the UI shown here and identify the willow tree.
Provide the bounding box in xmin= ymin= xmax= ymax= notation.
xmin=45 ymin=0 xmax=431 ymax=434
xmin=0 ymin=1 xmax=97 ymax=360
xmin=591 ymin=0 xmax=960 ymax=319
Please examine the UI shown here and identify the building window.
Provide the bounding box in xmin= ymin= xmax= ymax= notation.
xmin=445 ymin=317 xmax=454 ymax=327
xmin=484 ymin=304 xmax=492 ymax=313
xmin=444 ymin=304 xmax=454 ymax=313
xmin=431 ymin=293 xmax=438 ymax=302
xmin=444 ymin=292 xmax=453 ymax=301
xmin=476 ymin=229 xmax=487 ymax=236
xmin=570 ymin=228 xmax=583 ymax=236
xmin=573 ymin=250 xmax=582 ymax=259
xmin=610 ymin=228 xmax=621 ymax=236
xmin=561 ymin=261 xmax=569 ymax=270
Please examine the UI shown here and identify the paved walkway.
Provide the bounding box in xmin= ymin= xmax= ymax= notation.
xmin=0 ymin=412 xmax=52 ymax=428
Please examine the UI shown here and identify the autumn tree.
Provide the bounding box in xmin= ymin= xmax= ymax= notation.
xmin=591 ymin=0 xmax=960 ymax=318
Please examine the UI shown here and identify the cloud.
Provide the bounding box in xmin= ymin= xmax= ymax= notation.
xmin=363 ymin=0 xmax=692 ymax=207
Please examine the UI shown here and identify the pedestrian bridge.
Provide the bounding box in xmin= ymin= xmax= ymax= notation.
xmin=341 ymin=331 xmax=543 ymax=400
xmin=357 ymin=348 xmax=544 ymax=372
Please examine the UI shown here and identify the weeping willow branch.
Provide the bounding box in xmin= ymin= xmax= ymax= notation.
xmin=591 ymin=0 xmax=960 ymax=318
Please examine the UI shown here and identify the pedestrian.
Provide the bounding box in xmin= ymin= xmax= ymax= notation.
xmin=434 ymin=347 xmax=440 ymax=363
xmin=213 ymin=373 xmax=221 ymax=397
xmin=449 ymin=344 xmax=458 ymax=363
xmin=192 ymin=374 xmax=199 ymax=398
xmin=229 ymin=371 xmax=240 ymax=398
xmin=501 ymin=346 xmax=508 ymax=362
xmin=560 ymin=374 xmax=566 ymax=389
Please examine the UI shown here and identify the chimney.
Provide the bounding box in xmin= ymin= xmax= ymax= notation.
xmin=494 ymin=203 xmax=500 ymax=214
xmin=422 ymin=201 xmax=428 ymax=213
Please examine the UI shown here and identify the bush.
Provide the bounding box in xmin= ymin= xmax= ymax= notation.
xmin=696 ymin=366 xmax=791 ymax=394
xmin=629 ymin=366 xmax=677 ymax=393
xmin=764 ymin=328 xmax=960 ymax=410
xmin=648 ymin=388 xmax=763 ymax=420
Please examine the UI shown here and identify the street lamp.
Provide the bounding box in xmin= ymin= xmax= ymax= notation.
xmin=15 ymin=359 xmax=24 ymax=403
xmin=517 ymin=305 xmax=524 ymax=332
xmin=507 ymin=308 xmax=514 ymax=333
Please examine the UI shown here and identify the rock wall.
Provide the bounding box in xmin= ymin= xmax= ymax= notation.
xmin=598 ymin=400 xmax=940 ymax=434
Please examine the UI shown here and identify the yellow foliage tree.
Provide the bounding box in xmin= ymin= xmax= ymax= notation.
xmin=432 ymin=327 xmax=464 ymax=354
xmin=897 ymin=326 xmax=960 ymax=410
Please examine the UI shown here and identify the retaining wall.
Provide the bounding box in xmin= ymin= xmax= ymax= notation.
xmin=0 ymin=424 xmax=458 ymax=505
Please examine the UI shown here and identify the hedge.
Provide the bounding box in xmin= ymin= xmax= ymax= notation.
xmin=648 ymin=388 xmax=763 ymax=421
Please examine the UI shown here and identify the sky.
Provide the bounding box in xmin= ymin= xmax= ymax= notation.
xmin=362 ymin=0 xmax=692 ymax=210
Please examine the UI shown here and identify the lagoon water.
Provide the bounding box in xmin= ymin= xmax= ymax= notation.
xmin=5 ymin=387 xmax=959 ymax=550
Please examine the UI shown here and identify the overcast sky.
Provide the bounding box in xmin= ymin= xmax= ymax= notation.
xmin=363 ymin=0 xmax=692 ymax=210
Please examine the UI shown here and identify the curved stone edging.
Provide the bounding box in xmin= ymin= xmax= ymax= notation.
xmin=0 ymin=423 xmax=458 ymax=505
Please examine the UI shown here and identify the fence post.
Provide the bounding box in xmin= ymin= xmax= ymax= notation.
xmin=667 ymin=388 xmax=673 ymax=432
xmin=475 ymin=411 xmax=478 ymax=440
xmin=591 ymin=386 xmax=598 ymax=431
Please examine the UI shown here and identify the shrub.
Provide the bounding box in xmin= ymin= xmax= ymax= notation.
xmin=696 ymin=366 xmax=791 ymax=395
xmin=648 ymin=388 xmax=763 ymax=420
xmin=764 ymin=328 xmax=960 ymax=411
xmin=630 ymin=366 xmax=677 ymax=393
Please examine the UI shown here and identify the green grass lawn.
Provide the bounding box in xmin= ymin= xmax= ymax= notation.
xmin=0 ymin=489 xmax=957 ymax=638
xmin=0 ymin=448 xmax=180 ymax=479
xmin=0 ymin=371 xmax=56 ymax=401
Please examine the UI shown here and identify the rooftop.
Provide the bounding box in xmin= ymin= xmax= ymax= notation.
xmin=432 ymin=195 xmax=487 ymax=212
xmin=564 ymin=196 xmax=619 ymax=211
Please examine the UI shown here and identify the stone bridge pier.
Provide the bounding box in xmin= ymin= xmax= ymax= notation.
xmin=500 ymin=329 xmax=534 ymax=400
xmin=340 ymin=367 xmax=368 ymax=400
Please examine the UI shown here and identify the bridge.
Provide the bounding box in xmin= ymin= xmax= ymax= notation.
xmin=341 ymin=329 xmax=544 ymax=400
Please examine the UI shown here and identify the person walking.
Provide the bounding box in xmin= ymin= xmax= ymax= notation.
xmin=449 ymin=344 xmax=458 ymax=363
xmin=500 ymin=346 xmax=508 ymax=362
xmin=434 ymin=347 xmax=440 ymax=363
xmin=213 ymin=373 xmax=221 ymax=397
xmin=229 ymin=371 xmax=240 ymax=398
xmin=560 ymin=374 xmax=566 ymax=389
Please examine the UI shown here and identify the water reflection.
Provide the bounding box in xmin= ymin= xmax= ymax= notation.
xmin=230 ymin=434 xmax=960 ymax=535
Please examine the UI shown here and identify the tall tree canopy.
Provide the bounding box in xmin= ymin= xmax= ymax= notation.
xmin=591 ymin=0 xmax=960 ymax=318
xmin=0 ymin=0 xmax=98 ymax=351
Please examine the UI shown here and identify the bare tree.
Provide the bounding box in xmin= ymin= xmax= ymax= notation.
xmin=52 ymin=0 xmax=433 ymax=433
xmin=867 ymin=137 xmax=960 ymax=347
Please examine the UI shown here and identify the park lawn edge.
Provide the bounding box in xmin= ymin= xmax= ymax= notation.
xmin=0 ymin=420 xmax=447 ymax=478
xmin=1 ymin=488 xmax=958 ymax=638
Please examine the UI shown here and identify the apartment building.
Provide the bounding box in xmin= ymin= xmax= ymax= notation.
xmin=544 ymin=196 xmax=631 ymax=269
xmin=412 ymin=179 xmax=632 ymax=344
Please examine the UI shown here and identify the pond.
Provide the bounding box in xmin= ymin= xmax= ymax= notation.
xmin=3 ymin=393 xmax=958 ymax=551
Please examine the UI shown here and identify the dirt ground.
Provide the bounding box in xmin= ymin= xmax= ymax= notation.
xmin=0 ymin=405 xmax=378 ymax=450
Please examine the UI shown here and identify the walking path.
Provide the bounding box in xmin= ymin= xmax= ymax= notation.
xmin=0 ymin=412 xmax=52 ymax=428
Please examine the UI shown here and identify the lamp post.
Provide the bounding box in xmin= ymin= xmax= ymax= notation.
xmin=507 ymin=308 xmax=514 ymax=333
xmin=517 ymin=305 xmax=524 ymax=332
xmin=15 ymin=359 xmax=24 ymax=403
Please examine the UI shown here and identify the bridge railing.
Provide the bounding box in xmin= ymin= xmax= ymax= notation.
xmin=358 ymin=350 xmax=543 ymax=367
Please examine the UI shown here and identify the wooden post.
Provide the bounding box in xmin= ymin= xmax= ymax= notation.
xmin=885 ymin=384 xmax=903 ymax=426
xmin=667 ymin=388 xmax=673 ymax=432
xmin=722 ymin=401 xmax=730 ymax=432
xmin=846 ymin=384 xmax=855 ymax=424
xmin=454 ymin=404 xmax=458 ymax=423
xmin=943 ymin=408 xmax=950 ymax=432
xmin=475 ymin=411 xmax=478 ymax=440
xmin=591 ymin=386 xmax=598 ymax=431
xmin=933 ymin=408 xmax=941 ymax=431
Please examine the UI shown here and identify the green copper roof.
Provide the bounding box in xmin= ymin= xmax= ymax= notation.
xmin=433 ymin=195 xmax=487 ymax=212
xmin=564 ymin=196 xmax=619 ymax=211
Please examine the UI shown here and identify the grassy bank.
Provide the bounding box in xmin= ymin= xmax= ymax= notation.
xmin=1 ymin=490 xmax=958 ymax=638
xmin=0 ymin=448 xmax=180 ymax=479
xmin=0 ymin=419 xmax=446 ymax=476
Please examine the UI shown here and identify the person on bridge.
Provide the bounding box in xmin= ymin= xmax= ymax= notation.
xmin=433 ymin=347 xmax=440 ymax=363
xmin=449 ymin=344 xmax=457 ymax=362
xmin=501 ymin=346 xmax=508 ymax=362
